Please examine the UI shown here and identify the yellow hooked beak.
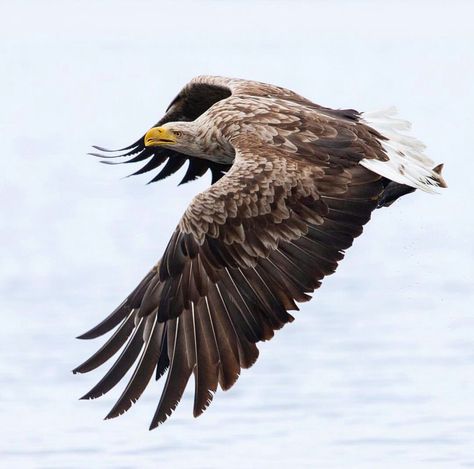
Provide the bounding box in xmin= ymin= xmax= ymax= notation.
xmin=144 ymin=127 xmax=177 ymax=147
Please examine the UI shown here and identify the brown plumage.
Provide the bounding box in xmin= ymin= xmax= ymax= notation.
xmin=75 ymin=76 xmax=446 ymax=429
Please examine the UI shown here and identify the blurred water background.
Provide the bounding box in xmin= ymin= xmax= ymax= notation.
xmin=1 ymin=1 xmax=473 ymax=467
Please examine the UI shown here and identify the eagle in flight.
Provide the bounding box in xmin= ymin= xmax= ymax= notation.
xmin=74 ymin=76 xmax=446 ymax=429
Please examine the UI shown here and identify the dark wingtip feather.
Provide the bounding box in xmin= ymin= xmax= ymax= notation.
xmin=76 ymin=300 xmax=131 ymax=340
xmin=104 ymin=399 xmax=139 ymax=420
xmin=89 ymin=149 xmax=145 ymax=160
xmin=193 ymin=390 xmax=215 ymax=418
xmin=89 ymin=139 xmax=148 ymax=161
xmin=103 ymin=320 xmax=165 ymax=420
xmin=77 ymin=320 xmax=146 ymax=400
xmin=92 ymin=141 xmax=141 ymax=153
xmin=76 ymin=330 xmax=100 ymax=340
xmin=98 ymin=160 xmax=124 ymax=165
xmin=73 ymin=315 xmax=136 ymax=375
xmin=76 ymin=332 xmax=91 ymax=340
xmin=149 ymin=420 xmax=159 ymax=430
xmin=91 ymin=145 xmax=124 ymax=152
xmin=178 ymin=159 xmax=210 ymax=186
xmin=148 ymin=402 xmax=181 ymax=430
xmin=146 ymin=156 xmax=187 ymax=184
xmin=90 ymin=151 xmax=133 ymax=159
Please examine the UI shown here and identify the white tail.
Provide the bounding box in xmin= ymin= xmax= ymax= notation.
xmin=360 ymin=107 xmax=447 ymax=192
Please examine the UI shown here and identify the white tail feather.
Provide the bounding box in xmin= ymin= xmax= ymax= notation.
xmin=360 ymin=107 xmax=445 ymax=192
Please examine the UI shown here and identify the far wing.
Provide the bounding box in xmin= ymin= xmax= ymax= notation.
xmin=90 ymin=75 xmax=362 ymax=186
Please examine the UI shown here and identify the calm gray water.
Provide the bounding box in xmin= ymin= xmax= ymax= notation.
xmin=1 ymin=1 xmax=473 ymax=468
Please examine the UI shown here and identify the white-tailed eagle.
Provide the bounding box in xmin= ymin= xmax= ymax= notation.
xmin=75 ymin=76 xmax=446 ymax=429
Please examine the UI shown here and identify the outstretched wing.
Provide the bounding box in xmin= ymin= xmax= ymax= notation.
xmin=75 ymin=133 xmax=386 ymax=429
